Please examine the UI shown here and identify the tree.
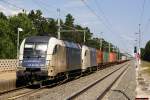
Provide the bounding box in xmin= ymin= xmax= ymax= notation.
xmin=144 ymin=40 xmax=150 ymax=61
xmin=0 ymin=12 xmax=7 ymax=20
xmin=46 ymin=18 xmax=57 ymax=37
xmin=141 ymin=48 xmax=145 ymax=60
xmin=0 ymin=17 xmax=15 ymax=58
xmin=64 ymin=14 xmax=74 ymax=27
xmin=8 ymin=12 xmax=37 ymax=58
xmin=61 ymin=14 xmax=75 ymax=41
xmin=28 ymin=10 xmax=46 ymax=35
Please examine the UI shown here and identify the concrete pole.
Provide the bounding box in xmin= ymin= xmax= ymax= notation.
xmin=17 ymin=29 xmax=20 ymax=68
xmin=109 ymin=42 xmax=111 ymax=53
xmin=84 ymin=30 xmax=86 ymax=43
xmin=100 ymin=38 xmax=102 ymax=51
xmin=17 ymin=29 xmax=19 ymax=59
xmin=100 ymin=32 xmax=103 ymax=51
xmin=57 ymin=8 xmax=61 ymax=39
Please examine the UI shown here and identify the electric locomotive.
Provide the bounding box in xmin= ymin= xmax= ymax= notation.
xmin=17 ymin=36 xmax=81 ymax=85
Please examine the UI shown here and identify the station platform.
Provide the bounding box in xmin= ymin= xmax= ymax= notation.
xmin=0 ymin=71 xmax=16 ymax=93
xmin=0 ymin=71 xmax=16 ymax=81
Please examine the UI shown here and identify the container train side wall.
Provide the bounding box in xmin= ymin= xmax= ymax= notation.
xmin=109 ymin=52 xmax=113 ymax=62
xmin=66 ymin=48 xmax=81 ymax=71
xmin=50 ymin=45 xmax=67 ymax=76
xmin=50 ymin=45 xmax=81 ymax=76
xmin=109 ymin=52 xmax=117 ymax=62
xmin=90 ymin=49 xmax=97 ymax=67
xmin=113 ymin=53 xmax=117 ymax=62
xmin=103 ymin=51 xmax=109 ymax=64
xmin=82 ymin=50 xmax=91 ymax=71
xmin=121 ymin=55 xmax=127 ymax=61
xmin=96 ymin=50 xmax=103 ymax=65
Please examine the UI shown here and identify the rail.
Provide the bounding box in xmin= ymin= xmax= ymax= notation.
xmin=66 ymin=63 xmax=129 ymax=100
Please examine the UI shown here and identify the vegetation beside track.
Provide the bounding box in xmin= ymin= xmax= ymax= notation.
xmin=141 ymin=60 xmax=150 ymax=74
xmin=141 ymin=40 xmax=150 ymax=61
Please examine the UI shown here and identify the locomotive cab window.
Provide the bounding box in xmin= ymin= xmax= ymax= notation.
xmin=24 ymin=43 xmax=48 ymax=58
xmin=53 ymin=45 xmax=59 ymax=54
xmin=85 ymin=50 xmax=87 ymax=56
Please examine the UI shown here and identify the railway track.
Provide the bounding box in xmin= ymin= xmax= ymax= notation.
xmin=66 ymin=63 xmax=129 ymax=100
xmin=0 ymin=62 xmax=128 ymax=100
xmin=1 ymin=73 xmax=83 ymax=99
xmin=0 ymin=82 xmax=36 ymax=100
xmin=5 ymin=78 xmax=68 ymax=100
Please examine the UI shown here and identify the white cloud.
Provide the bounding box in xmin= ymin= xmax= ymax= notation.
xmin=0 ymin=5 xmax=21 ymax=16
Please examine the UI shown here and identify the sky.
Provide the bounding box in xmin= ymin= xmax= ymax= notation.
xmin=0 ymin=0 xmax=150 ymax=55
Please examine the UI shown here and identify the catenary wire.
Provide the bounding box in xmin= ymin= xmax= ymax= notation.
xmin=81 ymin=0 xmax=130 ymax=52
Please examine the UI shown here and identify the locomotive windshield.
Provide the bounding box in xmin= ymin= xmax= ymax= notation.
xmin=23 ymin=43 xmax=48 ymax=58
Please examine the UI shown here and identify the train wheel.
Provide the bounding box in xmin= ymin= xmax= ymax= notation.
xmin=65 ymin=72 xmax=69 ymax=80
xmin=16 ymin=77 xmax=27 ymax=87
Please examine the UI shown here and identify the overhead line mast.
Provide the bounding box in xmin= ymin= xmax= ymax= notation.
xmin=57 ymin=8 xmax=61 ymax=39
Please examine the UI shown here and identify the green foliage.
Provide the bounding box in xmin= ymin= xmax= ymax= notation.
xmin=0 ymin=12 xmax=7 ymax=20
xmin=0 ymin=18 xmax=15 ymax=58
xmin=64 ymin=14 xmax=74 ymax=26
xmin=0 ymin=10 xmax=116 ymax=58
xmin=143 ymin=41 xmax=150 ymax=61
xmin=140 ymin=48 xmax=145 ymax=60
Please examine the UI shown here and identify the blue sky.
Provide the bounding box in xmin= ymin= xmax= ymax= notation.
xmin=0 ymin=0 xmax=150 ymax=55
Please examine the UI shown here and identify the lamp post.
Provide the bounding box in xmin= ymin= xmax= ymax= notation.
xmin=17 ymin=28 xmax=23 ymax=67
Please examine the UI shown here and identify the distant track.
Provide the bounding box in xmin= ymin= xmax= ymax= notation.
xmin=66 ymin=63 xmax=128 ymax=100
xmin=96 ymin=65 xmax=128 ymax=100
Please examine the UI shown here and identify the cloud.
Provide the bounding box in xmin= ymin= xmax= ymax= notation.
xmin=0 ymin=5 xmax=21 ymax=16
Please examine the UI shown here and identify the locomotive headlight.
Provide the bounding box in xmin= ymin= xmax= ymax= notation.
xmin=46 ymin=60 xmax=50 ymax=66
xmin=41 ymin=67 xmax=47 ymax=71
xmin=17 ymin=66 xmax=26 ymax=71
xmin=19 ymin=60 xmax=22 ymax=66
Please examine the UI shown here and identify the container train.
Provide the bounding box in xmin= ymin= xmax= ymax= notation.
xmin=17 ymin=36 xmax=128 ymax=85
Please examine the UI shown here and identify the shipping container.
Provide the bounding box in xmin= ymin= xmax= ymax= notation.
xmin=113 ymin=53 xmax=117 ymax=62
xmin=96 ymin=50 xmax=103 ymax=65
xmin=103 ymin=51 xmax=109 ymax=63
xmin=121 ymin=55 xmax=127 ymax=60
xmin=109 ymin=52 xmax=114 ymax=62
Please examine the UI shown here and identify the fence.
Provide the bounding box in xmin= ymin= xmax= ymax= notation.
xmin=0 ymin=59 xmax=17 ymax=72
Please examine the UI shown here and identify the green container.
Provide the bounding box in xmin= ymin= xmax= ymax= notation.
xmin=103 ymin=51 xmax=109 ymax=63
xmin=116 ymin=52 xmax=121 ymax=61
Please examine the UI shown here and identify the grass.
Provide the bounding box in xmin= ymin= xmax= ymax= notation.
xmin=141 ymin=60 xmax=150 ymax=74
